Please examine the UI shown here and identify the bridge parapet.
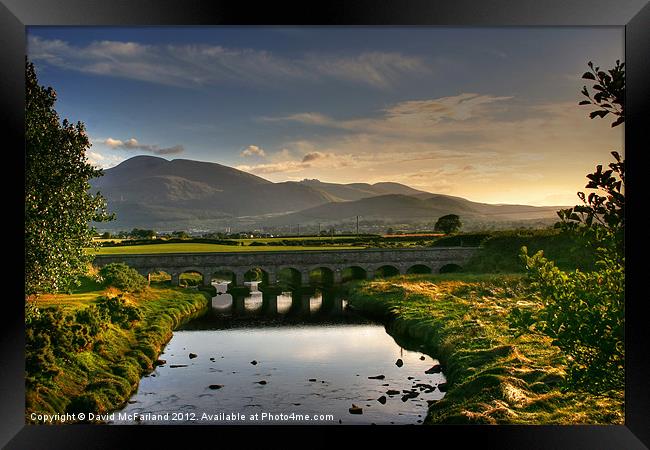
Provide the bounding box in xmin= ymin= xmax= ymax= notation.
xmin=94 ymin=247 xmax=479 ymax=287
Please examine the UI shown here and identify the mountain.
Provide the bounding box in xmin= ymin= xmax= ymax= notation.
xmin=298 ymin=179 xmax=430 ymax=201
xmin=91 ymin=156 xmax=336 ymax=229
xmin=253 ymin=193 xmax=563 ymax=227
xmin=91 ymin=155 xmax=564 ymax=231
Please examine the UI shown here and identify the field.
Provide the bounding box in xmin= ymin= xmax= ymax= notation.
xmin=92 ymin=243 xmax=362 ymax=255
xmin=347 ymin=274 xmax=623 ymax=424
xmin=27 ymin=281 xmax=210 ymax=420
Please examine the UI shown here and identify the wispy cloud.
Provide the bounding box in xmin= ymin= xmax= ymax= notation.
xmin=240 ymin=145 xmax=266 ymax=157
xmin=28 ymin=36 xmax=429 ymax=89
xmin=85 ymin=150 xmax=124 ymax=169
xmin=103 ymin=137 xmax=184 ymax=155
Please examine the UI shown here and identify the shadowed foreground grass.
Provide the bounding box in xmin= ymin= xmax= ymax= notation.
xmin=347 ymin=274 xmax=623 ymax=424
xmin=27 ymin=285 xmax=209 ymax=421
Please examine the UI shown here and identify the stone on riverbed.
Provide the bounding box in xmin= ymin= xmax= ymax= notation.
xmin=189 ymin=353 xmax=198 ymax=359
xmin=208 ymin=384 xmax=224 ymax=390
xmin=425 ymin=364 xmax=442 ymax=374
xmin=377 ymin=396 xmax=387 ymax=404
xmin=349 ymin=404 xmax=363 ymax=414
xmin=250 ymin=360 xmax=258 ymax=365
xmin=395 ymin=359 xmax=403 ymax=367
xmin=386 ymin=390 xmax=400 ymax=396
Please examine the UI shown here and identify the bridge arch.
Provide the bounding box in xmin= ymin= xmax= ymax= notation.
xmin=277 ymin=267 xmax=302 ymax=288
xmin=147 ymin=269 xmax=172 ymax=285
xmin=243 ymin=267 xmax=270 ymax=285
xmin=178 ymin=268 xmax=205 ymax=287
xmin=309 ymin=266 xmax=335 ymax=286
xmin=375 ymin=265 xmax=401 ymax=279
xmin=211 ymin=268 xmax=238 ymax=286
xmin=341 ymin=266 xmax=367 ymax=283
xmin=439 ymin=263 xmax=463 ymax=274
xmin=406 ymin=264 xmax=432 ymax=275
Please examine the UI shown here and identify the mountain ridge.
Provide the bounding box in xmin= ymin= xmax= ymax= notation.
xmin=91 ymin=156 xmax=565 ymax=230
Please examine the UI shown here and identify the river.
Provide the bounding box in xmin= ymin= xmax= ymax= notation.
xmin=110 ymin=282 xmax=446 ymax=425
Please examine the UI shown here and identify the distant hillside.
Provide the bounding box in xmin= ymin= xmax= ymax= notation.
xmin=254 ymin=193 xmax=563 ymax=227
xmin=91 ymin=156 xmax=335 ymax=229
xmin=91 ymin=155 xmax=564 ymax=231
xmin=298 ymin=179 xmax=430 ymax=201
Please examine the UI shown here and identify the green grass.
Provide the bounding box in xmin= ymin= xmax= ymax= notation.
xmin=92 ymin=243 xmax=363 ymax=255
xmin=346 ymin=274 xmax=623 ymax=424
xmin=462 ymin=230 xmax=596 ymax=273
xmin=28 ymin=282 xmax=210 ymax=421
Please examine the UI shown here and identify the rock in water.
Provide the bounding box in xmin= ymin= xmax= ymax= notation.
xmin=349 ymin=404 xmax=363 ymax=414
xmin=208 ymin=384 xmax=223 ymax=390
xmin=154 ymin=359 xmax=166 ymax=366
xmin=308 ymin=378 xmax=317 ymax=382
xmin=386 ymin=390 xmax=400 ymax=396
xmin=368 ymin=375 xmax=385 ymax=380
xmin=395 ymin=359 xmax=403 ymax=367
xmin=257 ymin=380 xmax=267 ymax=385
xmin=437 ymin=382 xmax=448 ymax=392
xmin=189 ymin=353 xmax=198 ymax=359
xmin=377 ymin=396 xmax=387 ymax=404
xmin=250 ymin=360 xmax=258 ymax=365
xmin=420 ymin=356 xmax=425 ymax=360
xmin=169 ymin=364 xmax=187 ymax=368
xmin=425 ymin=364 xmax=442 ymax=374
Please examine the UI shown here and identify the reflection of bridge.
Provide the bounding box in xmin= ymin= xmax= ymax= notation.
xmin=93 ymin=247 xmax=479 ymax=287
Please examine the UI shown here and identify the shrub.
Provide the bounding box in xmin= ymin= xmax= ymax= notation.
xmin=516 ymin=245 xmax=623 ymax=391
xmin=96 ymin=295 xmax=142 ymax=328
xmin=75 ymin=305 xmax=109 ymax=336
xmin=99 ymin=263 xmax=147 ymax=292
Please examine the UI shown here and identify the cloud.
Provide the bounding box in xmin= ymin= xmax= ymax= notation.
xmin=301 ymin=152 xmax=326 ymax=163
xmin=236 ymin=149 xmax=352 ymax=175
xmin=262 ymin=93 xmax=513 ymax=140
xmin=240 ymin=145 xmax=266 ymax=157
xmin=28 ymin=36 xmax=428 ymax=89
xmin=102 ymin=137 xmax=184 ymax=155
xmin=85 ymin=150 xmax=124 ymax=169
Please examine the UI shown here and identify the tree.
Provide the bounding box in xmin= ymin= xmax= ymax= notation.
xmin=129 ymin=228 xmax=157 ymax=239
xmin=25 ymin=60 xmax=113 ymax=296
xmin=434 ymin=214 xmax=462 ymax=234
xmin=515 ymin=61 xmax=625 ymax=392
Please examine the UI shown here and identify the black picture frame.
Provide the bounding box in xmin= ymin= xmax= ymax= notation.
xmin=3 ymin=0 xmax=648 ymax=448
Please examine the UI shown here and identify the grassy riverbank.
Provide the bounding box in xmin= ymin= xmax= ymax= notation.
xmin=27 ymin=284 xmax=210 ymax=422
xmin=347 ymin=274 xmax=623 ymax=424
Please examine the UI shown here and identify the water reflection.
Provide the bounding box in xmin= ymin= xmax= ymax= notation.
xmin=113 ymin=285 xmax=447 ymax=426
xmin=277 ymin=292 xmax=292 ymax=314
xmin=209 ymin=288 xmax=342 ymax=319
xmin=244 ymin=291 xmax=263 ymax=312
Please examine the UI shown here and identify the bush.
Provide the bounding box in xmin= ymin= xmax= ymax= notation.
xmin=99 ymin=263 xmax=147 ymax=292
xmin=96 ymin=295 xmax=142 ymax=328
xmin=515 ymin=245 xmax=623 ymax=391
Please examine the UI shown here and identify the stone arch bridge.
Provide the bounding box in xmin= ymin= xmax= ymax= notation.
xmin=93 ymin=247 xmax=479 ymax=287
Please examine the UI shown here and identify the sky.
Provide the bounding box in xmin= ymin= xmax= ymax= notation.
xmin=27 ymin=27 xmax=624 ymax=206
